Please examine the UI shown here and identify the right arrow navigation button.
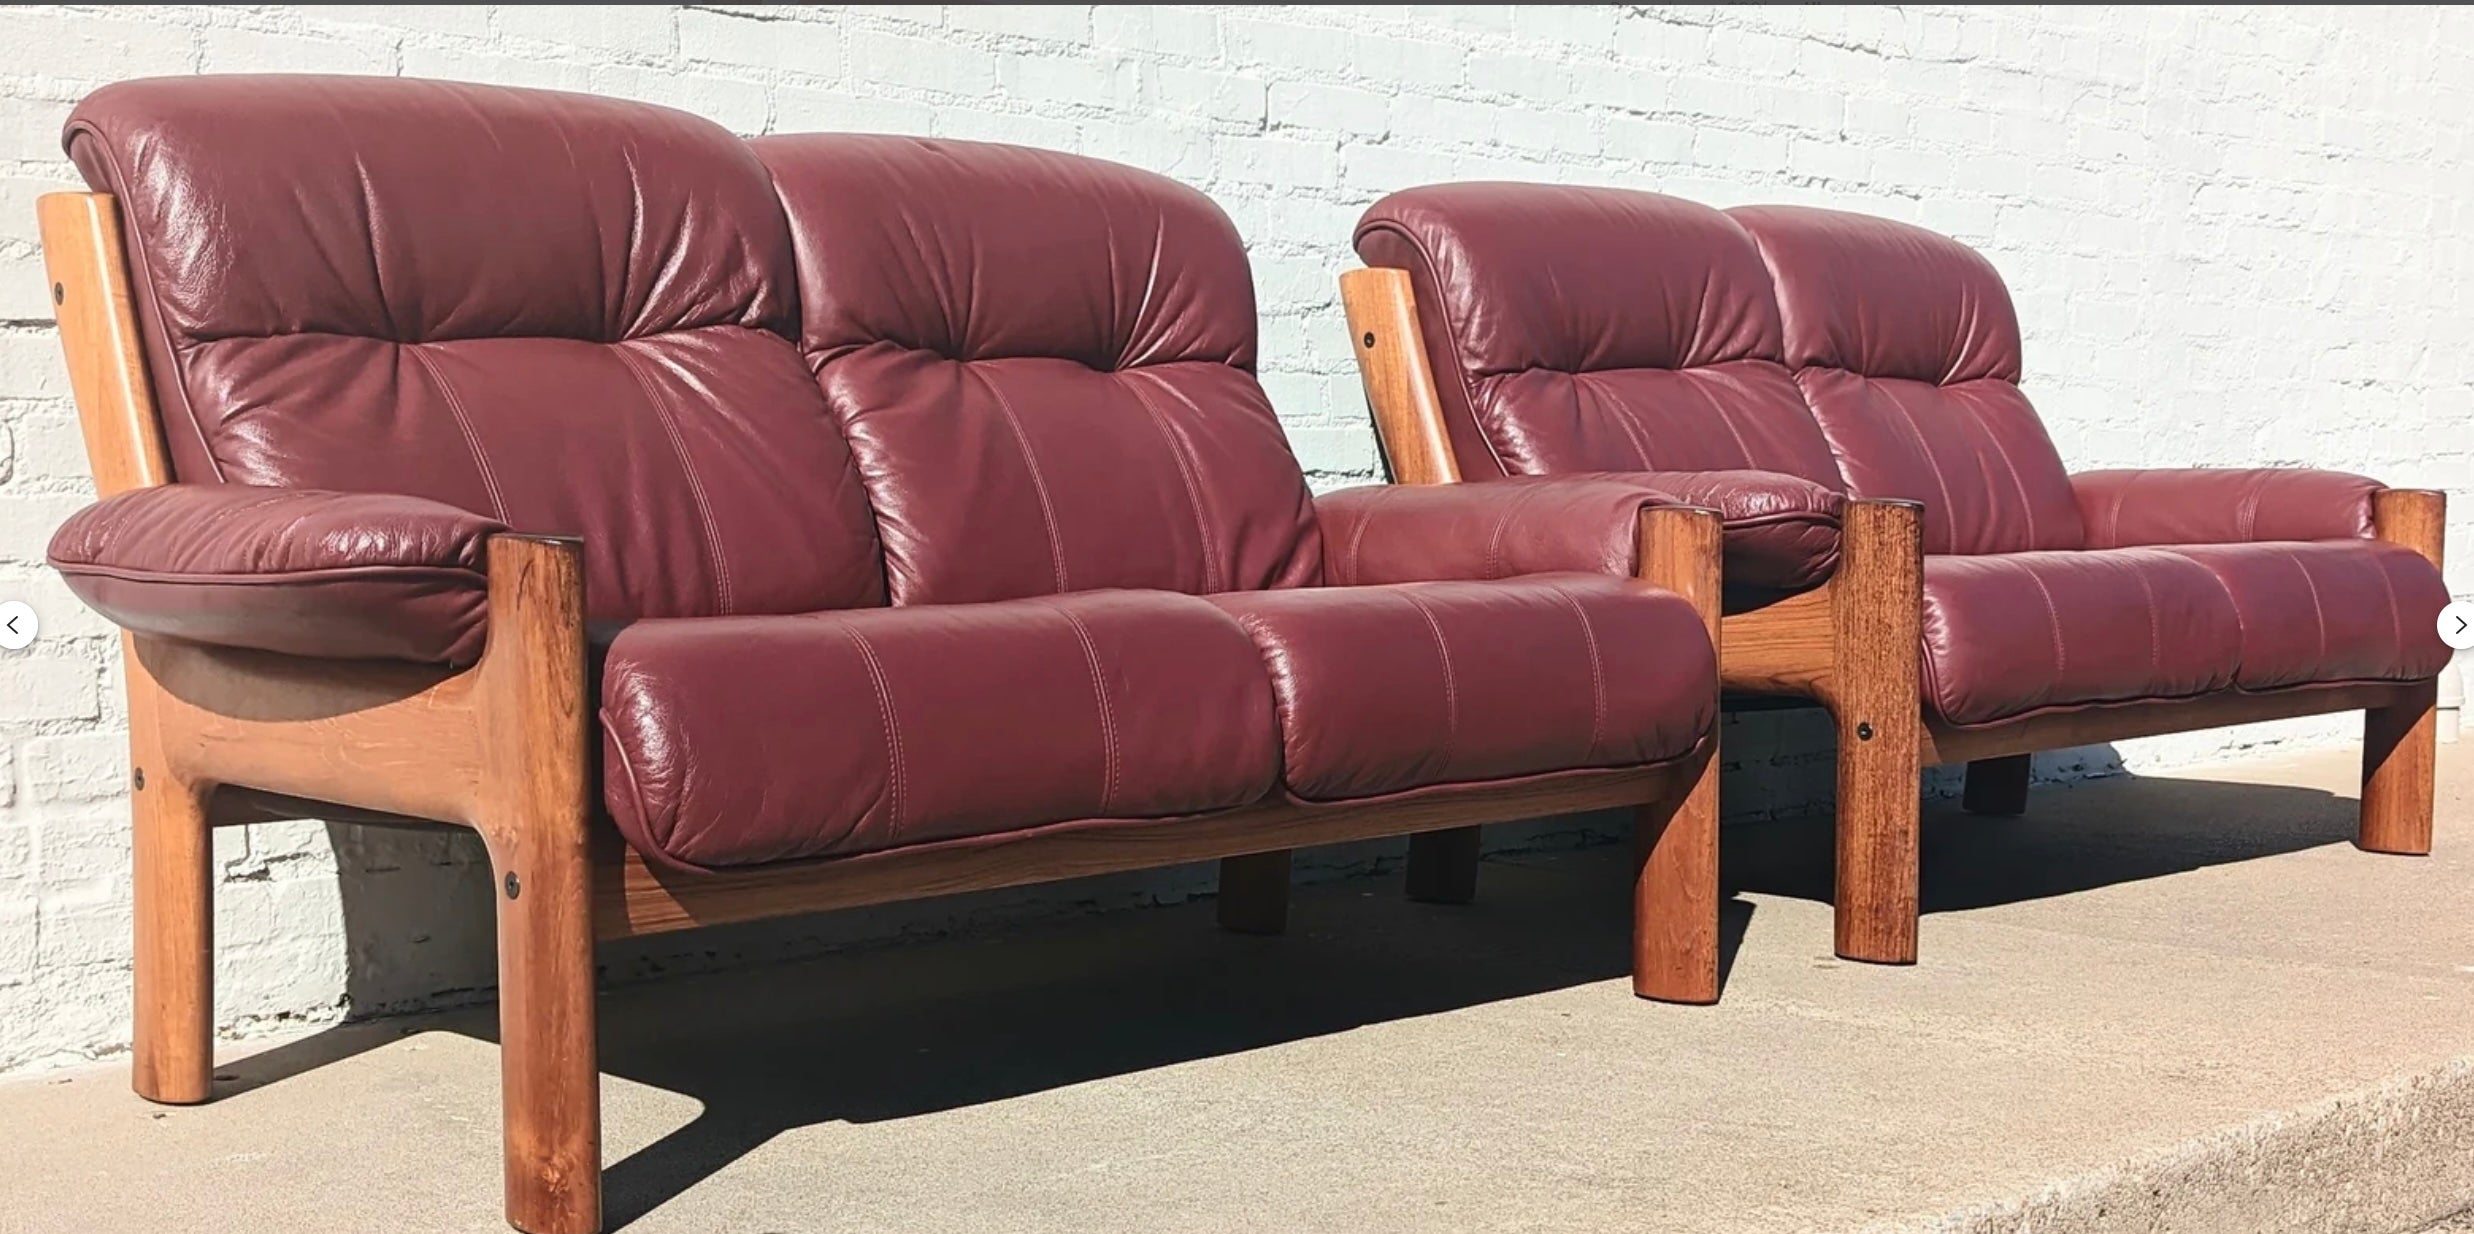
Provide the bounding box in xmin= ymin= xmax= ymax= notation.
xmin=2439 ymin=601 xmax=2474 ymax=652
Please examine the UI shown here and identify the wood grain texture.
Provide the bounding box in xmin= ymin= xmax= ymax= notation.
xmin=1922 ymin=680 xmax=2422 ymax=766
xmin=126 ymin=641 xmax=215 ymax=1106
xmin=1826 ymin=499 xmax=1923 ymax=965
xmin=597 ymin=765 xmax=1694 ymax=939
xmin=2361 ymin=488 xmax=2446 ymax=855
xmin=1961 ymin=755 xmax=2032 ymax=817
xmin=40 ymin=192 xmax=170 ymax=497
xmin=1215 ymin=850 xmax=1292 ymax=935
xmin=1339 ymin=266 xmax=1461 ymax=485
xmin=1718 ymin=584 xmax=1836 ymax=696
xmin=1630 ymin=506 xmax=1724 ymax=1003
xmin=474 ymin=536 xmax=602 ymax=1234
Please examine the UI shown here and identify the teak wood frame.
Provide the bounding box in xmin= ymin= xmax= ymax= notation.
xmin=42 ymin=191 xmax=1728 ymax=1234
xmin=1338 ymin=265 xmax=2447 ymax=963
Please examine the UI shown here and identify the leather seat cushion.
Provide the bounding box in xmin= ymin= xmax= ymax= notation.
xmin=601 ymin=590 xmax=1282 ymax=870
xmin=1207 ymin=575 xmax=1715 ymax=801
xmin=2161 ymin=541 xmax=2452 ymax=690
xmin=1922 ymin=550 xmax=2243 ymax=727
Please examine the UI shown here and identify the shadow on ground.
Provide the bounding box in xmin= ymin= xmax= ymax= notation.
xmin=213 ymin=764 xmax=2370 ymax=1228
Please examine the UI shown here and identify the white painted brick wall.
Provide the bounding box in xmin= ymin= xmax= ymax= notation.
xmin=1 ymin=3 xmax=2468 ymax=1075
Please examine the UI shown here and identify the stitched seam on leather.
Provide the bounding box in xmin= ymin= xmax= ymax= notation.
xmin=74 ymin=123 xmax=227 ymax=484
xmin=2294 ymin=555 xmax=2329 ymax=675
xmin=1122 ymin=370 xmax=1224 ymax=593
xmin=614 ymin=345 xmax=734 ymax=614
xmin=2374 ymin=550 xmax=2404 ymax=663
xmin=842 ymin=627 xmax=906 ymax=842
xmin=1882 ymin=379 xmax=1959 ymax=553
xmin=2018 ymin=562 xmax=2068 ymax=713
xmin=1049 ymin=602 xmax=1121 ymax=815
xmin=1489 ymin=485 xmax=1549 ymax=578
xmin=2237 ymin=480 xmax=2263 ymax=541
xmin=54 ymin=562 xmax=487 ymax=587
xmin=1964 ymin=384 xmax=2040 ymax=549
xmin=1341 ymin=488 xmax=1385 ymax=583
xmin=1547 ymin=587 xmax=1609 ymax=762
xmin=405 ymin=347 xmax=511 ymax=523
xmin=1588 ymin=374 xmax=1661 ymax=471
xmin=2131 ymin=566 xmax=2160 ymax=687
xmin=1399 ymin=590 xmax=1460 ymax=769
xmin=1353 ymin=221 xmax=1514 ymax=477
xmin=598 ymin=705 xmax=673 ymax=854
xmin=978 ymin=372 xmax=1072 ymax=593
xmin=1691 ymin=370 xmax=1761 ymax=470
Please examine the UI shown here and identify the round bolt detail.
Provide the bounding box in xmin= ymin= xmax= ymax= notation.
xmin=1855 ymin=722 xmax=1875 ymax=741
xmin=503 ymin=872 xmax=521 ymax=900
xmin=131 ymin=767 xmax=145 ymax=790
xmin=52 ymin=283 xmax=65 ymax=306
xmin=1361 ymin=331 xmax=1376 ymax=348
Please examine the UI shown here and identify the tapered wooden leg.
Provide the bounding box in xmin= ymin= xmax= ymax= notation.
xmin=127 ymin=642 xmax=214 ymax=1105
xmin=1829 ymin=500 xmax=1923 ymax=965
xmin=2363 ymin=681 xmax=2438 ymax=855
xmin=1633 ymin=505 xmax=1726 ymax=1003
xmin=1962 ymin=754 xmax=2032 ymax=817
xmin=1405 ymin=827 xmax=1481 ymax=904
xmin=477 ymin=537 xmax=601 ymax=1234
xmin=2363 ymin=488 xmax=2445 ymax=856
xmin=1216 ymin=850 xmax=1292 ymax=934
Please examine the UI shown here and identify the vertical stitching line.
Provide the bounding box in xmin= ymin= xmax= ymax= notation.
xmin=405 ymin=347 xmax=510 ymax=522
xmin=2293 ymin=554 xmax=2330 ymax=675
xmin=1399 ymin=591 xmax=1459 ymax=770
xmin=1884 ymin=379 xmax=1959 ymax=553
xmin=2017 ymin=562 xmax=2069 ymax=710
xmin=1963 ymin=383 xmax=2040 ymax=549
xmin=843 ymin=626 xmax=905 ymax=842
xmin=2131 ymin=565 xmax=2160 ymax=685
xmin=613 ymin=345 xmax=734 ymax=613
xmin=2374 ymin=550 xmax=2405 ymax=670
xmin=1547 ymin=587 xmax=1609 ymax=762
xmin=1122 ymin=370 xmax=1224 ymax=593
xmin=1048 ymin=601 xmax=1121 ymax=814
xmin=979 ymin=372 xmax=1072 ymax=594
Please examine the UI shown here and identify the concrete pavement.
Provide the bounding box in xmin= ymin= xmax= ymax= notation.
xmin=3 ymin=744 xmax=2471 ymax=1233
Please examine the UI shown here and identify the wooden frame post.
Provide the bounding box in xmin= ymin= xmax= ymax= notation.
xmin=2361 ymin=488 xmax=2446 ymax=855
xmin=1633 ymin=506 xmax=1725 ymax=1003
xmin=1823 ymin=499 xmax=1923 ymax=965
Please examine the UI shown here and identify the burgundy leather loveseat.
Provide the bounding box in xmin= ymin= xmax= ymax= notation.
xmin=39 ymin=78 xmax=1725 ymax=1234
xmin=1346 ymin=182 xmax=2451 ymax=966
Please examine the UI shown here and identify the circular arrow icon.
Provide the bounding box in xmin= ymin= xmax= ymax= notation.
xmin=2440 ymin=601 xmax=2474 ymax=652
xmin=0 ymin=601 xmax=33 ymax=651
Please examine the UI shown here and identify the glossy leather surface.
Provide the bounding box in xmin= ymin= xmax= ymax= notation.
xmin=1921 ymin=550 xmax=2242 ymax=726
xmin=50 ymin=483 xmax=505 ymax=665
xmin=756 ymin=133 xmax=1321 ymax=605
xmin=2163 ymin=541 xmax=2452 ymax=690
xmin=1208 ymin=576 xmax=1716 ymax=800
xmin=67 ymin=76 xmax=887 ymax=625
xmin=602 ymin=590 xmax=1282 ymax=870
xmin=1732 ymin=205 xmax=2084 ymax=556
xmin=2072 ymin=468 xmax=2380 ymax=548
xmin=1355 ymin=184 xmax=1842 ymax=488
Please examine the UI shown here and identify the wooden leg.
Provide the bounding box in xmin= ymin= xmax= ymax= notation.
xmin=2362 ymin=682 xmax=2437 ymax=855
xmin=1405 ymin=827 xmax=1481 ymax=904
xmin=1829 ymin=499 xmax=1924 ymax=966
xmin=1633 ymin=505 xmax=1726 ymax=1003
xmin=1962 ymin=754 xmax=2032 ymax=817
xmin=128 ymin=646 xmax=214 ymax=1105
xmin=2363 ymin=488 xmax=2445 ymax=856
xmin=1216 ymin=850 xmax=1292 ymax=934
xmin=476 ymin=537 xmax=601 ymax=1234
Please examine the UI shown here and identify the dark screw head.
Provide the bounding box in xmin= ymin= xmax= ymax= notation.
xmin=51 ymin=283 xmax=64 ymax=305
xmin=1855 ymin=722 xmax=1875 ymax=741
xmin=1361 ymin=331 xmax=1376 ymax=348
xmin=131 ymin=767 xmax=145 ymax=790
xmin=503 ymin=872 xmax=521 ymax=900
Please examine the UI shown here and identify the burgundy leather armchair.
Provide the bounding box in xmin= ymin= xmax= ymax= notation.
xmin=1346 ymin=183 xmax=2450 ymax=969
xmin=41 ymin=78 xmax=1725 ymax=1234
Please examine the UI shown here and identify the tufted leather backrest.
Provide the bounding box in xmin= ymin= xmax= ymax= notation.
xmin=65 ymin=75 xmax=886 ymax=623
xmin=754 ymin=134 xmax=1323 ymax=606
xmin=1731 ymin=205 xmax=2084 ymax=555
xmin=1354 ymin=183 xmax=1841 ymax=489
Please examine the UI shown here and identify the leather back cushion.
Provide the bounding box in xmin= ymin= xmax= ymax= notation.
xmin=1731 ymin=205 xmax=2084 ymax=555
xmin=755 ymin=134 xmax=1322 ymax=605
xmin=67 ymin=76 xmax=886 ymax=623
xmin=1354 ymin=183 xmax=1841 ymax=488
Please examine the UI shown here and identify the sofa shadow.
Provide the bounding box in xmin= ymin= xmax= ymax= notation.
xmin=1724 ymin=751 xmax=2374 ymax=913
xmin=219 ymin=757 xmax=2375 ymax=1227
